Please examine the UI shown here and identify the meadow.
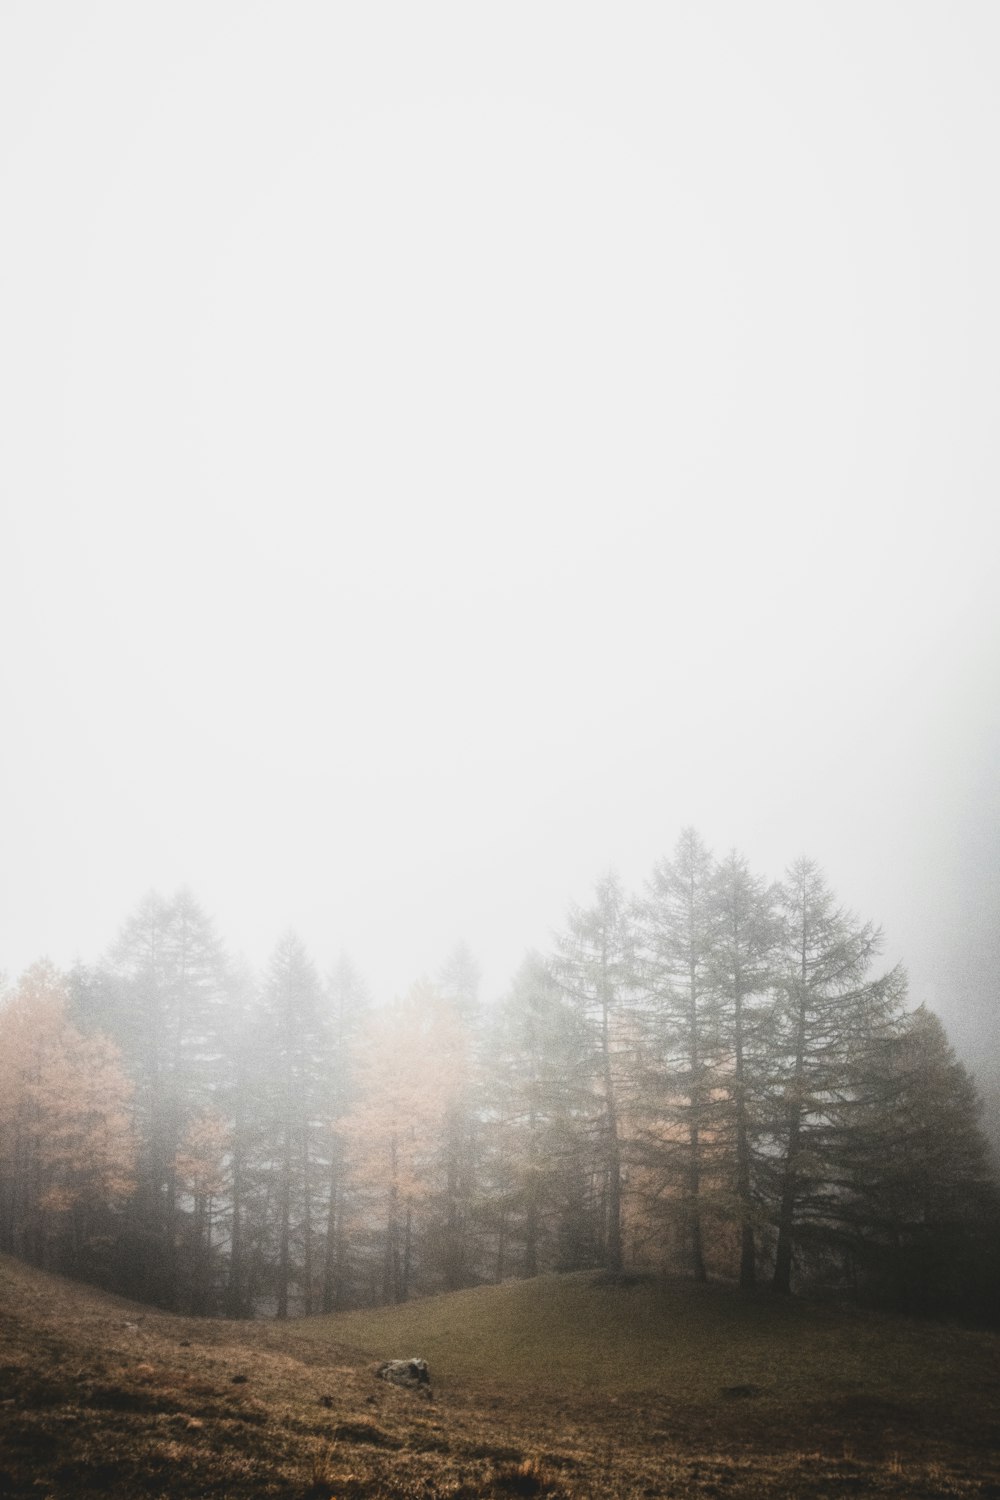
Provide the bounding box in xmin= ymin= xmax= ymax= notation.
xmin=1 ymin=1254 xmax=998 ymax=1497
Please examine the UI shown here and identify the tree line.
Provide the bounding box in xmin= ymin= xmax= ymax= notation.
xmin=1 ymin=830 xmax=996 ymax=1320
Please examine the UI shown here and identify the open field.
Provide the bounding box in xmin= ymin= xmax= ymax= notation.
xmin=1 ymin=1255 xmax=999 ymax=1498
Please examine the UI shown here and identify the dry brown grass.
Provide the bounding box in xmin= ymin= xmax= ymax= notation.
xmin=1 ymin=1254 xmax=998 ymax=1497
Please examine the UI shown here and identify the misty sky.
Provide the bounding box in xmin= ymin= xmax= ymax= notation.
xmin=2 ymin=4 xmax=998 ymax=1060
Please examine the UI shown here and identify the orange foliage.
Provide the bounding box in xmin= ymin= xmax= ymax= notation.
xmin=343 ymin=983 xmax=466 ymax=1205
xmin=0 ymin=961 xmax=136 ymax=1245
xmin=175 ymin=1111 xmax=230 ymax=1203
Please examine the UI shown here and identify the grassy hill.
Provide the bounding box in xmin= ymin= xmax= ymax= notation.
xmin=1 ymin=1255 xmax=999 ymax=1498
xmin=298 ymin=1268 xmax=997 ymax=1403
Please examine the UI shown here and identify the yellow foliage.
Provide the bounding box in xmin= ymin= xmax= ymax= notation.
xmin=341 ymin=983 xmax=467 ymax=1212
xmin=175 ymin=1111 xmax=230 ymax=1201
xmin=0 ymin=961 xmax=137 ymax=1231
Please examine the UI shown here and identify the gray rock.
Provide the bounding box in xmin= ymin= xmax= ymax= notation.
xmin=375 ymin=1357 xmax=430 ymax=1389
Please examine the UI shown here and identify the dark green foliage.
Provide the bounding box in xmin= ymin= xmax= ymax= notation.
xmin=840 ymin=1006 xmax=1000 ymax=1317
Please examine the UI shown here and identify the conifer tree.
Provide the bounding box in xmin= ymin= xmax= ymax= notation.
xmin=97 ymin=890 xmax=229 ymax=1305
xmin=706 ymin=851 xmax=781 ymax=1287
xmin=844 ymin=1005 xmax=1000 ymax=1315
xmin=321 ymin=954 xmax=369 ymax=1312
xmin=434 ymin=943 xmax=481 ymax=1290
xmin=258 ymin=931 xmax=329 ymax=1318
xmin=342 ymin=984 xmax=460 ymax=1302
xmin=770 ymin=859 xmax=906 ymax=1295
xmin=0 ymin=963 xmax=135 ymax=1274
xmin=481 ymin=956 xmax=581 ymax=1278
xmin=550 ymin=872 xmax=635 ymax=1273
xmin=634 ymin=830 xmax=717 ymax=1281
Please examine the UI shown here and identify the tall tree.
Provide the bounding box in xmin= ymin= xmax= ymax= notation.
xmin=343 ymin=985 xmax=460 ymax=1303
xmin=482 ymin=956 xmax=594 ymax=1278
xmin=0 ymin=963 xmax=135 ymax=1275
xmin=843 ymin=1005 xmax=1000 ymax=1316
xmin=707 ymin=851 xmax=780 ymax=1288
xmin=434 ymin=944 xmax=481 ymax=1290
xmin=257 ymin=931 xmax=329 ymax=1318
xmin=174 ymin=1109 xmax=229 ymax=1314
xmin=97 ymin=890 xmax=229 ymax=1306
xmin=770 ymin=858 xmax=906 ymax=1295
xmin=320 ymin=954 xmax=369 ymax=1312
xmin=634 ymin=829 xmax=717 ymax=1281
xmin=219 ymin=961 xmax=260 ymax=1318
xmin=550 ymin=872 xmax=634 ymax=1273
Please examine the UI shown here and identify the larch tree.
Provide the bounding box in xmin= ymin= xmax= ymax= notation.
xmin=219 ymin=960 xmax=261 ymax=1318
xmin=706 ymin=851 xmax=781 ymax=1288
xmin=434 ymin=943 xmax=481 ymax=1290
xmin=174 ymin=1109 xmax=229 ymax=1313
xmin=482 ymin=955 xmax=588 ymax=1279
xmin=321 ymin=953 xmax=369 ymax=1312
xmin=97 ymin=889 xmax=229 ymax=1306
xmin=634 ymin=829 xmax=718 ymax=1281
xmin=343 ymin=984 xmax=461 ymax=1303
xmin=770 ymin=858 xmax=906 ymax=1295
xmin=550 ymin=872 xmax=635 ymax=1274
xmin=0 ymin=962 xmax=135 ymax=1274
xmin=257 ymin=931 xmax=329 ymax=1318
xmin=843 ymin=1004 xmax=1000 ymax=1315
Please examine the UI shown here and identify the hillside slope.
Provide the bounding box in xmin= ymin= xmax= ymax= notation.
xmin=1 ymin=1255 xmax=999 ymax=1498
xmin=303 ymin=1269 xmax=1000 ymax=1402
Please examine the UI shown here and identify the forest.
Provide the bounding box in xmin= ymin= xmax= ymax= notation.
xmin=1 ymin=830 xmax=996 ymax=1323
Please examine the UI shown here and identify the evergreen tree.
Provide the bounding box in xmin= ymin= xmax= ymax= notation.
xmin=634 ymin=830 xmax=717 ymax=1281
xmin=257 ymin=931 xmax=329 ymax=1318
xmin=481 ymin=956 xmax=585 ymax=1279
xmin=95 ymin=889 xmax=229 ymax=1306
xmin=844 ymin=1006 xmax=1000 ymax=1316
xmin=434 ymin=943 xmax=481 ymax=1290
xmin=770 ymin=859 xmax=906 ymax=1295
xmin=220 ymin=961 xmax=262 ymax=1318
xmin=320 ymin=954 xmax=369 ymax=1312
xmin=550 ymin=872 xmax=635 ymax=1273
xmin=706 ymin=851 xmax=781 ymax=1288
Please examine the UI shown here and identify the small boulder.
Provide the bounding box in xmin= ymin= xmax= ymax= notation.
xmin=375 ymin=1358 xmax=430 ymax=1390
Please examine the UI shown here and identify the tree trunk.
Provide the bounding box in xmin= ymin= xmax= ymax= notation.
xmin=302 ymin=1127 xmax=313 ymax=1315
xmin=277 ymin=1120 xmax=292 ymax=1319
xmin=734 ymin=989 xmax=756 ymax=1289
xmin=321 ymin=1148 xmax=340 ymax=1314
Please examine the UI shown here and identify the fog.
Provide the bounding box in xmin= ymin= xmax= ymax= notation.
xmin=2 ymin=5 xmax=998 ymax=1066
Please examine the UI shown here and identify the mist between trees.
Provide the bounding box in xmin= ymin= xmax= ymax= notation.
xmin=1 ymin=829 xmax=997 ymax=1323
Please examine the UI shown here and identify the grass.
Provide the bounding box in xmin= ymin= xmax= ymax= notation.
xmin=303 ymin=1268 xmax=999 ymax=1403
xmin=1 ymin=1254 xmax=999 ymax=1497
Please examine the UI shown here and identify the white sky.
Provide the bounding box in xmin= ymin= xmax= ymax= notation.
xmin=2 ymin=4 xmax=998 ymax=1052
